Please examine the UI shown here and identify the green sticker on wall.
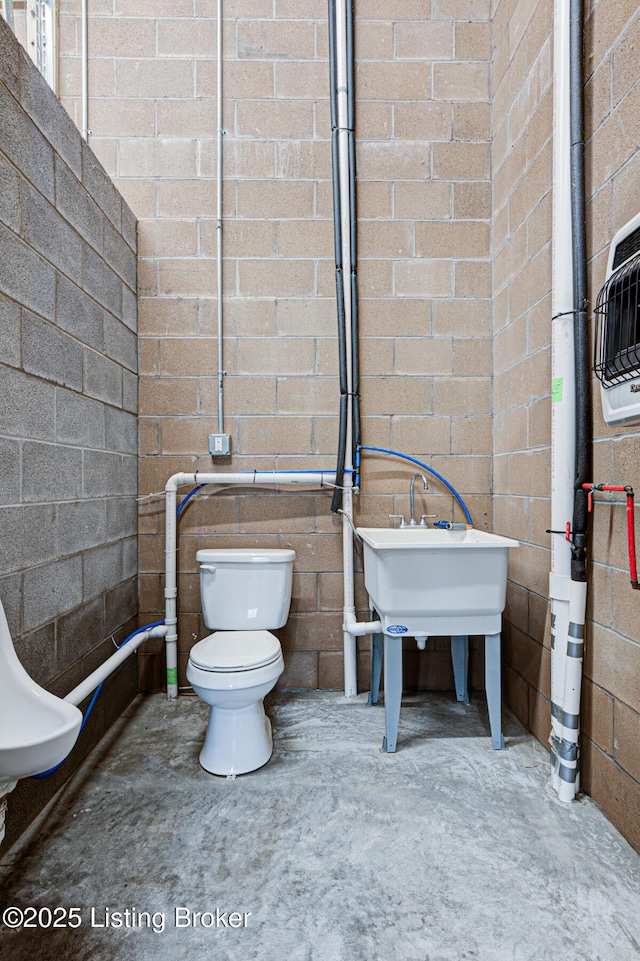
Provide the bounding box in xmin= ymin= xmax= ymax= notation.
xmin=552 ymin=377 xmax=563 ymax=403
xmin=166 ymin=667 xmax=178 ymax=686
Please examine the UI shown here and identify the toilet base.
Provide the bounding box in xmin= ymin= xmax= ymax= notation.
xmin=200 ymin=702 xmax=274 ymax=776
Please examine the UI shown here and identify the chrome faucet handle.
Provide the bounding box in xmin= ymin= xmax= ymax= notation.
xmin=419 ymin=514 xmax=437 ymax=527
xmin=389 ymin=514 xmax=407 ymax=528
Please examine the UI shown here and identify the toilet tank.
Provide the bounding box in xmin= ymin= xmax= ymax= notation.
xmin=196 ymin=548 xmax=295 ymax=630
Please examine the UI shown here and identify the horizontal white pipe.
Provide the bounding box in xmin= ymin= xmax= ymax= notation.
xmin=64 ymin=625 xmax=168 ymax=707
xmin=165 ymin=471 xmax=338 ymax=493
xmin=343 ymin=610 xmax=380 ymax=638
xmin=164 ymin=470 xmax=339 ymax=699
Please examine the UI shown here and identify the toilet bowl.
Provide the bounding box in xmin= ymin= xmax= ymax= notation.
xmin=187 ymin=630 xmax=285 ymax=775
xmin=187 ymin=549 xmax=294 ymax=776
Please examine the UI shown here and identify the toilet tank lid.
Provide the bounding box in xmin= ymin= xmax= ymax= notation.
xmin=196 ymin=548 xmax=295 ymax=564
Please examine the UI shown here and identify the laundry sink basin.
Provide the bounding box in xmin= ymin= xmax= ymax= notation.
xmin=356 ymin=527 xmax=520 ymax=636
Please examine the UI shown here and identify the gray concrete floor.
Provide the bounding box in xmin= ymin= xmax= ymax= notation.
xmin=1 ymin=690 xmax=640 ymax=960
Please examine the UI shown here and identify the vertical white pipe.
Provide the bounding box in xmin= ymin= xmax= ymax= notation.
xmin=342 ymin=480 xmax=358 ymax=696
xmin=2 ymin=1 xmax=15 ymax=33
xmin=216 ymin=0 xmax=224 ymax=433
xmin=551 ymin=0 xmax=575 ymax=580
xmin=80 ymin=0 xmax=88 ymax=140
xmin=164 ymin=485 xmax=179 ymax=700
xmin=335 ymin=0 xmax=357 ymax=695
xmin=550 ymin=0 xmax=578 ymax=801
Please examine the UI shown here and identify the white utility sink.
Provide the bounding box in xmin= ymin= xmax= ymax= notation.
xmin=357 ymin=527 xmax=520 ymax=637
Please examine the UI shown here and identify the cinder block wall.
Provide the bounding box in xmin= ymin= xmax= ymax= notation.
xmin=491 ymin=0 xmax=553 ymax=743
xmin=57 ymin=1 xmax=493 ymax=693
xmin=492 ymin=0 xmax=640 ymax=849
xmin=0 ymin=20 xmax=138 ymax=847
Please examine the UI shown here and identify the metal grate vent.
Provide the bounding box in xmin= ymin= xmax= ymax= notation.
xmin=612 ymin=224 xmax=640 ymax=271
xmin=594 ymin=251 xmax=640 ymax=387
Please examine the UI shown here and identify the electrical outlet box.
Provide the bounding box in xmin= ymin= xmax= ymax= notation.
xmin=208 ymin=434 xmax=232 ymax=456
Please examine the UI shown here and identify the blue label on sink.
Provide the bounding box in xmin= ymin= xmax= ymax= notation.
xmin=387 ymin=625 xmax=408 ymax=634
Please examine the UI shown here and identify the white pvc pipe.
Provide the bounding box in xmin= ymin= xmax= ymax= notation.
xmin=81 ymin=0 xmax=88 ymax=140
xmin=550 ymin=0 xmax=579 ymax=802
xmin=165 ymin=471 xmax=338 ymax=494
xmin=343 ymin=610 xmax=380 ymax=638
xmin=64 ymin=625 xmax=168 ymax=706
xmin=215 ymin=0 xmax=224 ymax=433
xmin=334 ymin=0 xmax=358 ymax=696
xmin=341 ymin=480 xmax=358 ymax=695
xmin=165 ymin=482 xmax=179 ymax=699
xmin=2 ymin=1 xmax=15 ymax=32
xmin=551 ymin=0 xmax=575 ymax=583
xmin=164 ymin=471 xmax=338 ymax=699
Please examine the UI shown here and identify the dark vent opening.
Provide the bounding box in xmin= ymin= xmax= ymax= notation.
xmin=594 ymin=251 xmax=640 ymax=386
xmin=612 ymin=225 xmax=640 ymax=271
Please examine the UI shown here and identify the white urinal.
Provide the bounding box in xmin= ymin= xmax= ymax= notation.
xmin=0 ymin=598 xmax=82 ymax=784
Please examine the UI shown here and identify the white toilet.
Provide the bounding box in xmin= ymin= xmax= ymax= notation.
xmin=186 ymin=548 xmax=295 ymax=776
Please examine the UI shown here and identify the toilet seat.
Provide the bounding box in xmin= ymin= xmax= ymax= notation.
xmin=189 ymin=630 xmax=282 ymax=673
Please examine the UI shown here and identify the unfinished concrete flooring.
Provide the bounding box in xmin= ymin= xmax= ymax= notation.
xmin=1 ymin=691 xmax=640 ymax=960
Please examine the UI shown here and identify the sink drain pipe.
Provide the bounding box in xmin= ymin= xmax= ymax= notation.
xmin=549 ymin=0 xmax=590 ymax=803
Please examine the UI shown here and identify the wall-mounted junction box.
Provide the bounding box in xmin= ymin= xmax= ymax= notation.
xmin=209 ymin=434 xmax=231 ymax=456
xmin=595 ymin=212 xmax=640 ymax=427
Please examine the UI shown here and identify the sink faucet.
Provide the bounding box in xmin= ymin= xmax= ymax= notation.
xmin=409 ymin=473 xmax=429 ymax=526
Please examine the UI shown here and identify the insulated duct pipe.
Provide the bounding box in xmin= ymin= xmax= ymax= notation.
xmin=549 ymin=0 xmax=589 ymax=803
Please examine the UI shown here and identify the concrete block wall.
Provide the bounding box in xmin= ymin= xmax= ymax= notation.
xmin=56 ymin=1 xmax=492 ymax=694
xmin=491 ymin=0 xmax=553 ymax=742
xmin=0 ymin=19 xmax=138 ymax=848
xmin=492 ymin=0 xmax=640 ymax=849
